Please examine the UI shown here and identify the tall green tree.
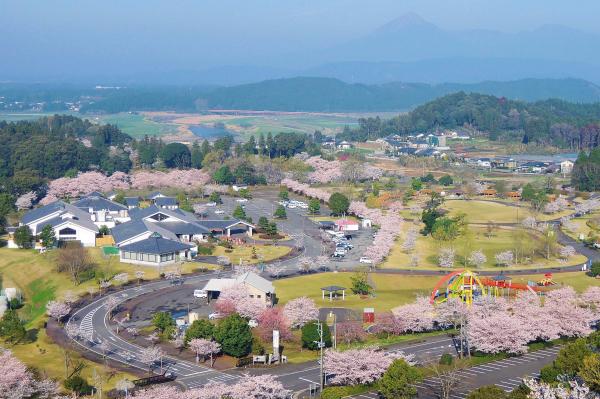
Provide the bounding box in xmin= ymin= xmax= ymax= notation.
xmin=13 ymin=225 xmax=33 ymax=248
xmin=39 ymin=224 xmax=56 ymax=248
xmin=328 ymin=192 xmax=349 ymax=215
xmin=160 ymin=142 xmax=191 ymax=168
xmin=214 ymin=314 xmax=253 ymax=358
xmin=233 ymin=205 xmax=247 ymax=220
xmin=274 ymin=205 xmax=287 ymax=219
xmin=184 ymin=319 xmax=215 ymax=344
xmin=377 ymin=359 xmax=422 ymax=399
xmin=191 ymin=142 xmax=204 ymax=168
xmin=301 ymin=321 xmax=331 ymax=350
xmin=308 ymin=199 xmax=320 ymax=214
xmin=0 ymin=309 xmax=26 ymax=343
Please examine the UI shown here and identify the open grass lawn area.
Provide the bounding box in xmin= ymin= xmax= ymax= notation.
xmin=562 ymin=212 xmax=600 ymax=240
xmin=96 ymin=113 xmax=178 ymax=138
xmin=442 ymin=200 xmax=534 ymax=224
xmin=274 ymin=272 xmax=438 ymax=312
xmin=274 ymin=271 xmax=600 ymax=316
xmin=381 ymin=224 xmax=587 ymax=271
xmin=0 ymin=247 xmax=210 ymax=386
xmin=212 ymin=244 xmax=291 ymax=265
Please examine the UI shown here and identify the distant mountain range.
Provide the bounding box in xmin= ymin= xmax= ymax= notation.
xmin=178 ymin=13 xmax=600 ymax=86
xmin=202 ymin=77 xmax=600 ymax=112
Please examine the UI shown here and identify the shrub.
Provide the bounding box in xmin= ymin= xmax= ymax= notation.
xmin=320 ymin=385 xmax=371 ymax=399
xmin=466 ymin=385 xmax=507 ymax=399
xmin=64 ymin=376 xmax=93 ymax=395
xmin=377 ymin=359 xmax=422 ymax=399
xmin=184 ymin=319 xmax=215 ymax=344
xmin=539 ymin=364 xmax=561 ymax=383
xmin=590 ymin=262 xmax=600 ymax=277
xmin=439 ymin=353 xmax=454 ymax=365
xmin=197 ymin=244 xmax=215 ymax=255
xmin=301 ymin=321 xmax=332 ymax=350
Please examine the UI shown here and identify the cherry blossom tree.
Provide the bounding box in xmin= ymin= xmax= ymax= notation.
xmin=560 ymin=245 xmax=576 ymax=260
xmin=215 ymin=284 xmax=266 ymax=320
xmin=524 ymin=378 xmax=593 ymax=399
xmin=336 ymin=321 xmax=366 ymax=344
xmin=283 ymin=296 xmax=319 ymax=328
xmin=65 ymin=323 xmax=80 ymax=340
xmin=323 ymin=347 xmax=413 ymax=386
xmin=46 ymin=300 xmax=71 ymax=322
xmin=494 ymin=250 xmax=514 ymax=266
xmin=370 ymin=312 xmax=405 ymax=336
xmin=467 ymin=312 xmax=531 ymax=354
xmin=226 ymin=373 xmax=291 ymax=399
xmin=391 ymin=297 xmax=436 ymax=333
xmin=266 ymin=263 xmax=284 ymax=279
xmin=401 ymin=229 xmax=418 ymax=253
xmin=438 ymin=247 xmax=456 ymax=268
xmin=139 ymin=346 xmax=165 ymax=373
xmin=297 ymin=256 xmax=314 ymax=274
xmin=257 ymin=307 xmax=292 ymax=342
xmin=15 ymin=191 xmax=36 ymax=210
xmin=522 ymin=216 xmax=537 ymax=229
xmin=62 ymin=290 xmax=78 ymax=305
xmin=0 ymin=348 xmax=59 ymax=398
xmin=468 ymin=250 xmax=487 ymax=268
xmin=189 ymin=338 xmax=221 ymax=366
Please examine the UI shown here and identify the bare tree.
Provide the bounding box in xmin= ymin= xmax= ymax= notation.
xmin=56 ymin=244 xmax=95 ymax=284
xmin=426 ymin=360 xmax=468 ymax=399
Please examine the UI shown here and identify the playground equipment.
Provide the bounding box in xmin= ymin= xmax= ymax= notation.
xmin=430 ymin=269 xmax=548 ymax=306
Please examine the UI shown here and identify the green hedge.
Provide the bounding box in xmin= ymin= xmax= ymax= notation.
xmin=320 ymin=385 xmax=372 ymax=399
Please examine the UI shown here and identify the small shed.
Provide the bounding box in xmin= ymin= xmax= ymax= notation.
xmin=321 ymin=285 xmax=346 ymax=301
xmin=363 ymin=307 xmax=375 ymax=323
xmin=335 ymin=219 xmax=359 ymax=232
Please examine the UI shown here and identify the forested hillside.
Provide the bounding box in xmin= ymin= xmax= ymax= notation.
xmin=0 ymin=115 xmax=132 ymax=196
xmin=340 ymin=92 xmax=600 ymax=149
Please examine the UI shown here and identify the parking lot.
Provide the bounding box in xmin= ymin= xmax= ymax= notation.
xmin=207 ymin=188 xmax=374 ymax=272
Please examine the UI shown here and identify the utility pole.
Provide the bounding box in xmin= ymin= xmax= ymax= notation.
xmin=314 ymin=321 xmax=325 ymax=390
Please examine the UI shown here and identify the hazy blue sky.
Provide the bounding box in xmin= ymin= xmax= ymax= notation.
xmin=2 ymin=0 xmax=600 ymax=81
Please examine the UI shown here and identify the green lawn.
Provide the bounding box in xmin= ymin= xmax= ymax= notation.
xmin=212 ymin=244 xmax=291 ymax=265
xmin=381 ymin=225 xmax=587 ymax=271
xmin=274 ymin=272 xmax=438 ymax=312
xmin=442 ymin=200 xmax=533 ymax=224
xmin=0 ymin=247 xmax=205 ymax=386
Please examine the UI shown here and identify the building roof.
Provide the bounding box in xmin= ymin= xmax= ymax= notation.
xmin=147 ymin=191 xmax=165 ymax=199
xmin=72 ymin=196 xmax=127 ymax=212
xmin=86 ymin=191 xmax=105 ymax=198
xmin=154 ymin=197 xmax=178 ymax=207
xmin=22 ymin=201 xmax=91 ymax=225
xmin=124 ymin=197 xmax=140 ymax=207
xmin=202 ymin=272 xmax=274 ymax=294
xmin=130 ymin=205 xmax=197 ymax=223
xmin=111 ymin=220 xmax=178 ymax=245
xmin=157 ymin=221 xmax=211 ymax=235
xmin=335 ymin=219 xmax=358 ymax=226
xmin=119 ymin=234 xmax=193 ymax=254
xmin=36 ymin=214 xmax=99 ymax=234
xmin=321 ymin=285 xmax=346 ymax=292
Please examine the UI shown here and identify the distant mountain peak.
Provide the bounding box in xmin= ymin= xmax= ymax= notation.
xmin=374 ymin=12 xmax=436 ymax=34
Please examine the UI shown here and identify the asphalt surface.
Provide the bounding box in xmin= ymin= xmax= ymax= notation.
xmin=347 ymin=345 xmax=561 ymax=399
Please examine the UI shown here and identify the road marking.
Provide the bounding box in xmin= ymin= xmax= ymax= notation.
xmin=299 ymin=377 xmax=319 ymax=385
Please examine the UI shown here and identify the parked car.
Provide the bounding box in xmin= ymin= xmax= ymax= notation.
xmin=193 ymin=289 xmax=207 ymax=298
xmin=208 ymin=312 xmax=223 ymax=320
xmin=206 ymin=202 xmax=217 ymax=207
xmin=331 ymin=253 xmax=344 ymax=259
xmin=359 ymin=257 xmax=373 ymax=264
xmin=236 ymin=198 xmax=248 ymax=203
xmin=334 ymin=248 xmax=347 ymax=256
xmin=215 ymin=209 xmax=225 ymax=214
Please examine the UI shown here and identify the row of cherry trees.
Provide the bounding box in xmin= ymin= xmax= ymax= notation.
xmin=304 ymin=156 xmax=382 ymax=184
xmin=131 ymin=373 xmax=290 ymax=399
xmin=385 ymin=287 xmax=600 ymax=354
xmin=349 ymin=201 xmax=404 ymax=264
xmin=280 ymin=178 xmax=331 ymax=202
xmin=40 ymin=169 xmax=211 ymax=204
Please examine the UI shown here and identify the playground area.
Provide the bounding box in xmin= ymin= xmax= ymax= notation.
xmin=430 ymin=269 xmax=558 ymax=305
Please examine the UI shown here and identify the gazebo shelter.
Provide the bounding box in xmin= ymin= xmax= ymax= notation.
xmin=321 ymin=285 xmax=346 ymax=301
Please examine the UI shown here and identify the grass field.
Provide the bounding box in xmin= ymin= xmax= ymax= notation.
xmin=381 ymin=224 xmax=587 ymax=271
xmin=442 ymin=200 xmax=533 ymax=224
xmin=0 ymin=247 xmax=213 ymax=388
xmin=274 ymin=271 xmax=600 ymax=313
xmin=212 ymin=244 xmax=291 ymax=265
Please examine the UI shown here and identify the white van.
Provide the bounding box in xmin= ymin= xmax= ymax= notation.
xmin=193 ymin=289 xmax=208 ymax=298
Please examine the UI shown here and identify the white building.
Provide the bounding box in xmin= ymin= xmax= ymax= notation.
xmin=561 ymin=160 xmax=574 ymax=175
xmin=201 ymin=272 xmax=275 ymax=304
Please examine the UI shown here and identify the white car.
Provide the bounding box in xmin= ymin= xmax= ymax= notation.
xmin=215 ymin=209 xmax=225 ymax=214
xmin=193 ymin=289 xmax=207 ymax=298
xmin=359 ymin=257 xmax=373 ymax=264
xmin=206 ymin=202 xmax=217 ymax=207
xmin=236 ymin=198 xmax=248 ymax=203
xmin=208 ymin=312 xmax=223 ymax=320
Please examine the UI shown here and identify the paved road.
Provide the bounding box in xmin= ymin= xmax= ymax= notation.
xmin=347 ymin=346 xmax=561 ymax=399
xmin=68 ymin=272 xmax=244 ymax=389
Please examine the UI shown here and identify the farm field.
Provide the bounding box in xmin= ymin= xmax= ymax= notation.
xmin=95 ymin=113 xmax=178 ymax=138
